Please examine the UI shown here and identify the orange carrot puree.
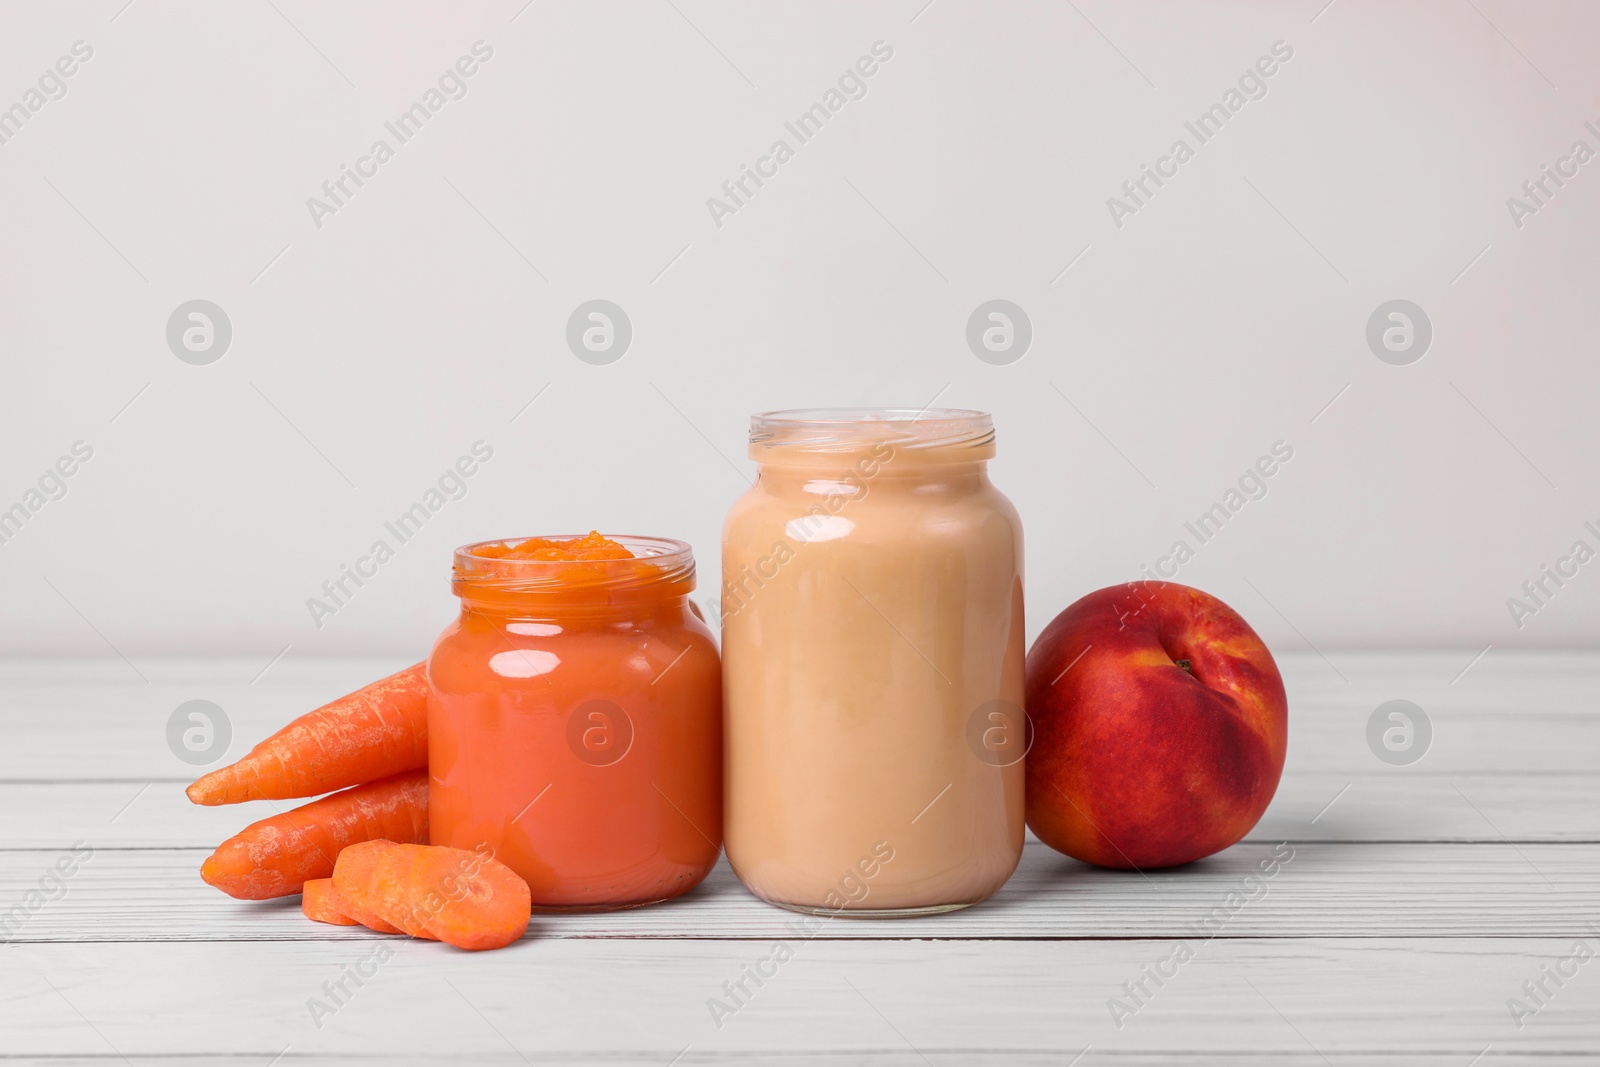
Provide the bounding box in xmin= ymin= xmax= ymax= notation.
xmin=427 ymin=533 xmax=722 ymax=909
xmin=471 ymin=531 xmax=635 ymax=561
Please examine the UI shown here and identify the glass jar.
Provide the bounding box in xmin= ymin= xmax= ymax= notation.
xmin=721 ymin=409 xmax=1026 ymax=916
xmin=428 ymin=535 xmax=723 ymax=910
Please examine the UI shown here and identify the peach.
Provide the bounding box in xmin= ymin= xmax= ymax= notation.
xmin=1025 ymin=582 xmax=1287 ymax=868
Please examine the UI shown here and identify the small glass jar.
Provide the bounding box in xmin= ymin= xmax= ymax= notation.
xmin=722 ymin=409 xmax=1026 ymax=916
xmin=428 ymin=535 xmax=723 ymax=910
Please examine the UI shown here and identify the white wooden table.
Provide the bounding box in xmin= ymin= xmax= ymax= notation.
xmin=2 ymin=652 xmax=1596 ymax=1064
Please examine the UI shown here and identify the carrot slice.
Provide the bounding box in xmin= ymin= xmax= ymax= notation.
xmin=367 ymin=845 xmax=440 ymax=940
xmin=370 ymin=844 xmax=530 ymax=951
xmin=331 ymin=840 xmax=409 ymax=935
xmin=186 ymin=663 xmax=428 ymax=806
xmin=198 ymin=771 xmax=428 ymax=900
xmin=301 ymin=878 xmax=359 ymax=926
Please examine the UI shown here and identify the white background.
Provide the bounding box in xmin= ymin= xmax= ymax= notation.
xmin=1 ymin=0 xmax=1596 ymax=669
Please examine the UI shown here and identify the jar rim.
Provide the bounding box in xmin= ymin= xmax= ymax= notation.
xmin=452 ymin=534 xmax=695 ymax=601
xmin=750 ymin=408 xmax=994 ymax=452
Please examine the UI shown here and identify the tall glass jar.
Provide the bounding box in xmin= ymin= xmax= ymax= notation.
xmin=428 ymin=535 xmax=723 ymax=910
xmin=722 ymin=409 xmax=1026 ymax=916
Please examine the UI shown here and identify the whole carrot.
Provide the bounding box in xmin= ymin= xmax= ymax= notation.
xmin=187 ymin=662 xmax=428 ymax=805
xmin=199 ymin=771 xmax=429 ymax=900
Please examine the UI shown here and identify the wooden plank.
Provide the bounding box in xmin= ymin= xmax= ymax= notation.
xmin=0 ymin=657 xmax=412 ymax=782
xmin=4 ymin=1060 xmax=1570 ymax=1067
xmin=0 ymin=937 xmax=1595 ymax=1059
xmin=0 ymin=1059 xmax=1580 ymax=1067
xmin=2 ymin=650 xmax=1596 ymax=850
xmin=1255 ymin=771 xmax=1600 ymax=842
xmin=2 ymin=654 xmax=1595 ymax=1062
xmin=3 ymin=768 xmax=1595 ymax=852
xmin=1 ymin=652 xmax=1594 ymax=783
xmin=3 ymin=842 xmax=1595 ymax=943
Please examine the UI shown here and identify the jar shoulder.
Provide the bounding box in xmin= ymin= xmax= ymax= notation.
xmin=428 ymin=609 xmax=718 ymax=693
xmin=723 ymin=477 xmax=1022 ymax=548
